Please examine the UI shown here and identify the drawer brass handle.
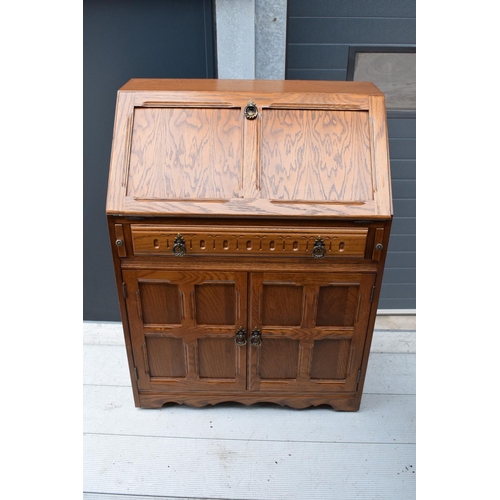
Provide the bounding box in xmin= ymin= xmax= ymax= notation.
xmin=244 ymin=100 xmax=258 ymax=120
xmin=250 ymin=328 xmax=262 ymax=347
xmin=235 ymin=327 xmax=247 ymax=346
xmin=172 ymin=234 xmax=187 ymax=257
xmin=312 ymin=236 xmax=326 ymax=259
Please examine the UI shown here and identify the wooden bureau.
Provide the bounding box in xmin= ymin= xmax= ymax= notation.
xmin=106 ymin=79 xmax=392 ymax=411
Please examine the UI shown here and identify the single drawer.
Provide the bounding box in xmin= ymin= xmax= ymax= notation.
xmin=131 ymin=225 xmax=368 ymax=259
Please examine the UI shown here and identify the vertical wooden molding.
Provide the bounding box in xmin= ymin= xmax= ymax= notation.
xmin=258 ymin=290 xmax=263 ymax=324
xmin=183 ymin=341 xmax=198 ymax=381
xmin=301 ymin=286 xmax=318 ymax=328
xmin=183 ymin=343 xmax=190 ymax=380
xmin=297 ymin=341 xmax=314 ymax=383
xmin=235 ymin=290 xmax=241 ymax=323
xmin=256 ymin=113 xmax=262 ymax=191
xmin=368 ymin=95 xmax=392 ymax=216
xmin=239 ymin=114 xmax=245 ymax=196
xmin=300 ymin=293 xmax=308 ymax=328
xmin=242 ymin=113 xmax=260 ymax=198
xmin=180 ymin=291 xmax=186 ymax=321
xmin=141 ymin=342 xmax=150 ymax=375
xmin=347 ymin=345 xmax=355 ymax=376
xmin=135 ymin=289 xmax=143 ymax=323
xmin=190 ymin=290 xmax=197 ymax=321
xmin=106 ymin=91 xmax=135 ymax=213
xmin=121 ymin=111 xmax=135 ymax=190
xmin=356 ymin=293 xmax=362 ymax=324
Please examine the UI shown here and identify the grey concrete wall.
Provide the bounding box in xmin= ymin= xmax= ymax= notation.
xmin=215 ymin=0 xmax=287 ymax=79
xmin=215 ymin=0 xmax=255 ymax=79
xmin=255 ymin=0 xmax=287 ymax=79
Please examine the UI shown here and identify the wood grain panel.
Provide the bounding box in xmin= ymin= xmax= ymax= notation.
xmin=145 ymin=337 xmax=186 ymax=378
xmin=261 ymin=284 xmax=304 ymax=326
xmin=194 ymin=284 xmax=236 ymax=325
xmin=138 ymin=283 xmax=181 ymax=325
xmin=127 ymin=107 xmax=242 ymax=199
xmin=316 ymin=285 xmax=359 ymax=326
xmin=310 ymin=339 xmax=351 ymax=379
xmin=260 ymin=109 xmax=373 ymax=202
xmin=259 ymin=339 xmax=300 ymax=379
xmin=198 ymin=338 xmax=236 ymax=378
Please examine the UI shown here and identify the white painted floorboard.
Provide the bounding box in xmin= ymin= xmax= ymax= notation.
xmin=84 ymin=385 xmax=415 ymax=444
xmin=83 ymin=321 xmax=416 ymax=500
xmin=84 ymin=434 xmax=415 ymax=500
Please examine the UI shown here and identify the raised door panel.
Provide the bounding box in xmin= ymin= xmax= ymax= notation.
xmin=259 ymin=109 xmax=373 ymax=203
xmin=123 ymin=270 xmax=247 ymax=392
xmin=248 ymin=272 xmax=375 ymax=393
xmin=127 ymin=107 xmax=243 ymax=200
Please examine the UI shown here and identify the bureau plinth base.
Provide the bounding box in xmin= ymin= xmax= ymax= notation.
xmin=136 ymin=391 xmax=361 ymax=412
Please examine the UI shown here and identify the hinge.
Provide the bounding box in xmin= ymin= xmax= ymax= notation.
xmin=134 ymin=366 xmax=139 ymax=381
xmin=356 ymin=369 xmax=362 ymax=388
xmin=122 ymin=282 xmax=127 ymax=298
xmin=370 ymin=285 xmax=376 ymax=303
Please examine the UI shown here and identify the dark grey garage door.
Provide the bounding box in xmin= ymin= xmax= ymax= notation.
xmin=84 ymin=0 xmax=216 ymax=321
xmin=285 ymin=0 xmax=416 ymax=311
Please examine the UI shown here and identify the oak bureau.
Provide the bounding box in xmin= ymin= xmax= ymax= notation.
xmin=106 ymin=79 xmax=392 ymax=411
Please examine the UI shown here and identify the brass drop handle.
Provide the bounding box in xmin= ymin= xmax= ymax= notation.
xmin=250 ymin=327 xmax=262 ymax=347
xmin=244 ymin=100 xmax=258 ymax=120
xmin=312 ymin=236 xmax=326 ymax=259
xmin=235 ymin=327 xmax=247 ymax=346
xmin=172 ymin=234 xmax=186 ymax=257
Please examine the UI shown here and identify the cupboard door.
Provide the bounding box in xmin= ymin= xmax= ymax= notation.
xmin=123 ymin=270 xmax=247 ymax=392
xmin=248 ymin=272 xmax=376 ymax=393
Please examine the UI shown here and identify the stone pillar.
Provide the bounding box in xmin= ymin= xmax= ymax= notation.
xmin=215 ymin=0 xmax=287 ymax=80
xmin=255 ymin=0 xmax=287 ymax=79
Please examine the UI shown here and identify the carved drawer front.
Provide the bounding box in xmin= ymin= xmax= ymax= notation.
xmin=130 ymin=225 xmax=368 ymax=259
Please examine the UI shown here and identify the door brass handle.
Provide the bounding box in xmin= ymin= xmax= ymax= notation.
xmin=172 ymin=234 xmax=186 ymax=257
xmin=235 ymin=327 xmax=247 ymax=346
xmin=250 ymin=327 xmax=262 ymax=347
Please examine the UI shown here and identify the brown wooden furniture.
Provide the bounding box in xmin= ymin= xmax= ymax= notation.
xmin=106 ymin=79 xmax=392 ymax=411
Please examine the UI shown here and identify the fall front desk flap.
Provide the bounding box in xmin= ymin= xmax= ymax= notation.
xmin=106 ymin=79 xmax=392 ymax=219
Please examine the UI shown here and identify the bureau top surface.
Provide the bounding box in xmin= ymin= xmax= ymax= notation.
xmin=119 ymin=78 xmax=385 ymax=96
xmin=106 ymin=79 xmax=392 ymax=219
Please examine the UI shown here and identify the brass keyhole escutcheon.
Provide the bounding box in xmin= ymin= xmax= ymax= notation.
xmin=244 ymin=100 xmax=258 ymax=120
